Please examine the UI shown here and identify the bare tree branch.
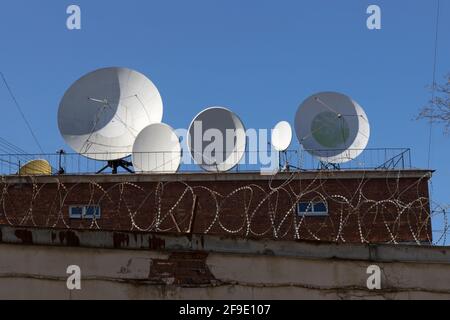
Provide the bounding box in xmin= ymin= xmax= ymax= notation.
xmin=418 ymin=73 xmax=450 ymax=134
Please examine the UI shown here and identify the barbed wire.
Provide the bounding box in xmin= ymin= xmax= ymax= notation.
xmin=0 ymin=171 xmax=443 ymax=245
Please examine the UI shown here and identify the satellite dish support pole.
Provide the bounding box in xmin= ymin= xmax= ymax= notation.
xmin=57 ymin=149 xmax=66 ymax=175
xmin=96 ymin=159 xmax=134 ymax=175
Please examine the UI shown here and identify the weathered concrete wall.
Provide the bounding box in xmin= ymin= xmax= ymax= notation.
xmin=0 ymin=226 xmax=449 ymax=300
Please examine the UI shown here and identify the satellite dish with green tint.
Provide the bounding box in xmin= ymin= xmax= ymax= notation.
xmin=311 ymin=111 xmax=350 ymax=149
xmin=294 ymin=92 xmax=370 ymax=164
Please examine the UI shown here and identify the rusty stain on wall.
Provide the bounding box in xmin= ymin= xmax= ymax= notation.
xmin=58 ymin=231 xmax=80 ymax=247
xmin=149 ymin=252 xmax=216 ymax=286
xmin=14 ymin=229 xmax=33 ymax=245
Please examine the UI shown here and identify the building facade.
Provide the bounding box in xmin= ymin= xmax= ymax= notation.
xmin=0 ymin=170 xmax=432 ymax=244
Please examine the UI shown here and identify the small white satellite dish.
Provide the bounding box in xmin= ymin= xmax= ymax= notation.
xmin=294 ymin=92 xmax=370 ymax=164
xmin=272 ymin=121 xmax=292 ymax=152
xmin=58 ymin=67 xmax=163 ymax=161
xmin=132 ymin=123 xmax=182 ymax=173
xmin=187 ymin=107 xmax=246 ymax=172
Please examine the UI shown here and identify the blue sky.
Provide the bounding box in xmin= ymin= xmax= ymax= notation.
xmin=0 ymin=1 xmax=449 ymax=239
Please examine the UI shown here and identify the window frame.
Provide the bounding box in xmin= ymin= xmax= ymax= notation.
xmin=297 ymin=200 xmax=328 ymax=217
xmin=69 ymin=205 xmax=101 ymax=220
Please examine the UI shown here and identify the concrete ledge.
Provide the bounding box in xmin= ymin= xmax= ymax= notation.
xmin=0 ymin=225 xmax=447 ymax=264
xmin=0 ymin=169 xmax=433 ymax=184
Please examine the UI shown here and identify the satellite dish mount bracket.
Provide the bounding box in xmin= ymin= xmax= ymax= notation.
xmin=97 ymin=159 xmax=134 ymax=174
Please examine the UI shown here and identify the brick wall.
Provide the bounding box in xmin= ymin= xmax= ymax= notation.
xmin=0 ymin=171 xmax=432 ymax=243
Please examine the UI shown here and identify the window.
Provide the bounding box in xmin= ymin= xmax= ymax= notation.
xmin=69 ymin=206 xmax=83 ymax=219
xmin=313 ymin=202 xmax=328 ymax=214
xmin=298 ymin=202 xmax=314 ymax=214
xmin=69 ymin=205 xmax=101 ymax=219
xmin=297 ymin=201 xmax=328 ymax=216
xmin=84 ymin=206 xmax=101 ymax=219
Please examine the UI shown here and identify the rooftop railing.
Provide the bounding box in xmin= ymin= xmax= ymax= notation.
xmin=0 ymin=148 xmax=413 ymax=176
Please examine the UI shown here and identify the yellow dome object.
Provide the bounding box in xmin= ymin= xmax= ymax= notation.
xmin=19 ymin=159 xmax=52 ymax=176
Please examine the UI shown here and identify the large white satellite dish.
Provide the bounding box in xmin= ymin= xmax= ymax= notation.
xmin=294 ymin=92 xmax=370 ymax=164
xmin=272 ymin=121 xmax=292 ymax=152
xmin=187 ymin=107 xmax=246 ymax=172
xmin=132 ymin=123 xmax=181 ymax=173
xmin=58 ymin=67 xmax=163 ymax=161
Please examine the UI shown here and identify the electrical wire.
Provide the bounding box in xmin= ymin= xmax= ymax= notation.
xmin=0 ymin=137 xmax=29 ymax=154
xmin=0 ymin=72 xmax=45 ymax=154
